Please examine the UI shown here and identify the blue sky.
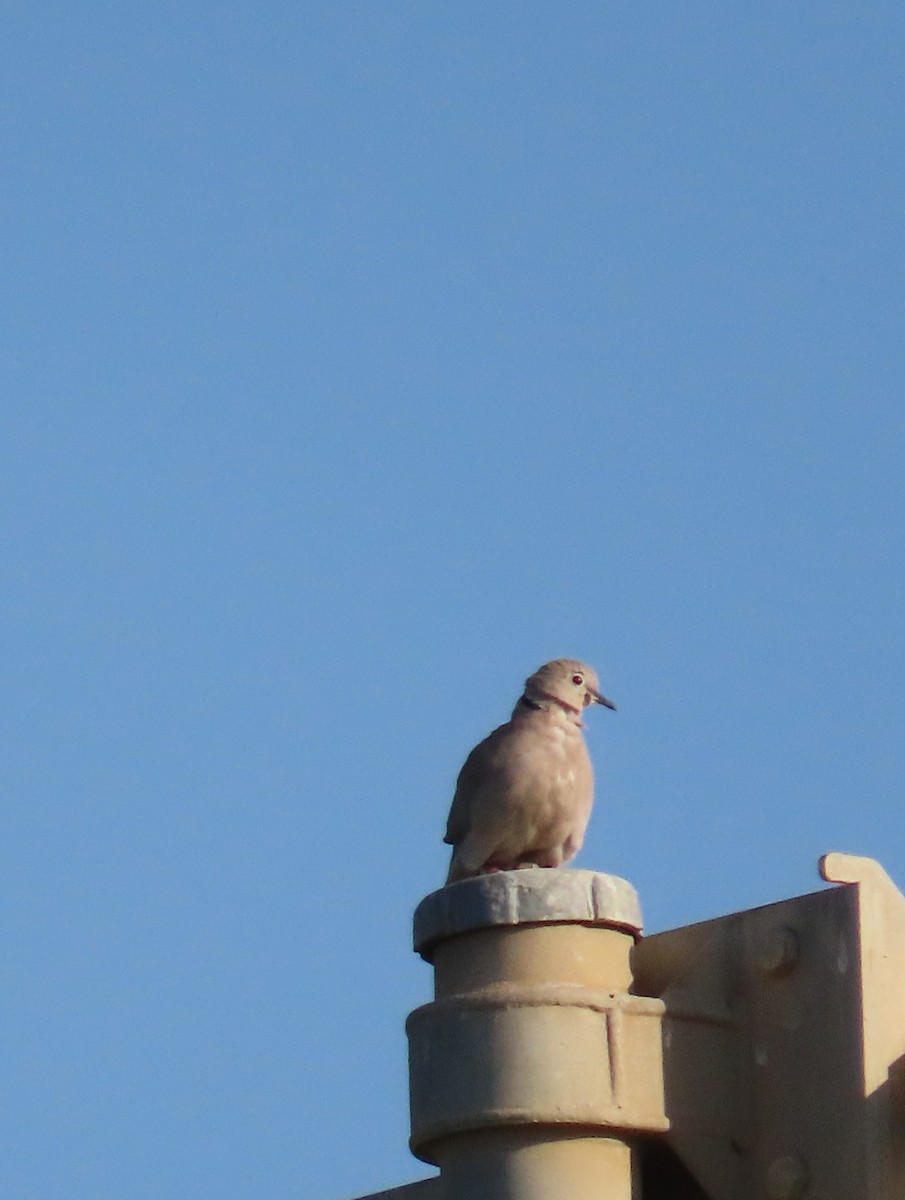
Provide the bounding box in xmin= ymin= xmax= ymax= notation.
xmin=2 ymin=5 xmax=904 ymax=1198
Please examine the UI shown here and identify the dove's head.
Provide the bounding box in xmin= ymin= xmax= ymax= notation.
xmin=523 ymin=658 xmax=616 ymax=716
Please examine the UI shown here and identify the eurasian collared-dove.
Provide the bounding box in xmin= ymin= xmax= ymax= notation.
xmin=443 ymin=658 xmax=615 ymax=884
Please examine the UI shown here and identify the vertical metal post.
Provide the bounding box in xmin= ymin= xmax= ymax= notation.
xmin=407 ymin=870 xmax=667 ymax=1200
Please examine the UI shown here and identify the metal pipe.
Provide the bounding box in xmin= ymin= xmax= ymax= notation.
xmin=407 ymin=870 xmax=665 ymax=1200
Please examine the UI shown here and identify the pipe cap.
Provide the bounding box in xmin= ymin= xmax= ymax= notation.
xmin=414 ymin=868 xmax=642 ymax=960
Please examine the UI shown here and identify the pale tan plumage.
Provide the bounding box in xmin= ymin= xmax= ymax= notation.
xmin=444 ymin=659 xmax=615 ymax=884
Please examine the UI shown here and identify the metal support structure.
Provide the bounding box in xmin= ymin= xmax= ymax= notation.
xmin=632 ymin=852 xmax=905 ymax=1200
xmin=340 ymin=854 xmax=905 ymax=1200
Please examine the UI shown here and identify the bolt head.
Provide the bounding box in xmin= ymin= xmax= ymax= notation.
xmin=757 ymin=928 xmax=799 ymax=977
xmin=767 ymin=1155 xmax=808 ymax=1200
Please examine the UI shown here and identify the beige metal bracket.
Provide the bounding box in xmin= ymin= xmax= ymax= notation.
xmin=632 ymin=853 xmax=905 ymax=1200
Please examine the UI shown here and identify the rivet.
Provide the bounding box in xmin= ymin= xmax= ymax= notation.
xmin=767 ymin=1155 xmax=809 ymax=1199
xmin=757 ymin=928 xmax=799 ymax=977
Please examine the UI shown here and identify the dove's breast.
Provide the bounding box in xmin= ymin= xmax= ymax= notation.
xmin=483 ymin=718 xmax=593 ymax=851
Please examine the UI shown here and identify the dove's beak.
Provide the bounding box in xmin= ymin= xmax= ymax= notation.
xmin=594 ymin=691 xmax=617 ymax=711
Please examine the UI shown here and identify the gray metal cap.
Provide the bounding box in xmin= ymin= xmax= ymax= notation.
xmin=413 ymin=868 xmax=643 ymax=960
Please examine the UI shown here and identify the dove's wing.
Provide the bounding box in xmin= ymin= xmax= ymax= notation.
xmin=444 ymin=725 xmax=507 ymax=846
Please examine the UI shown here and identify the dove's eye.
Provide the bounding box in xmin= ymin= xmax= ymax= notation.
xmin=572 ymin=674 xmax=583 ymax=685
